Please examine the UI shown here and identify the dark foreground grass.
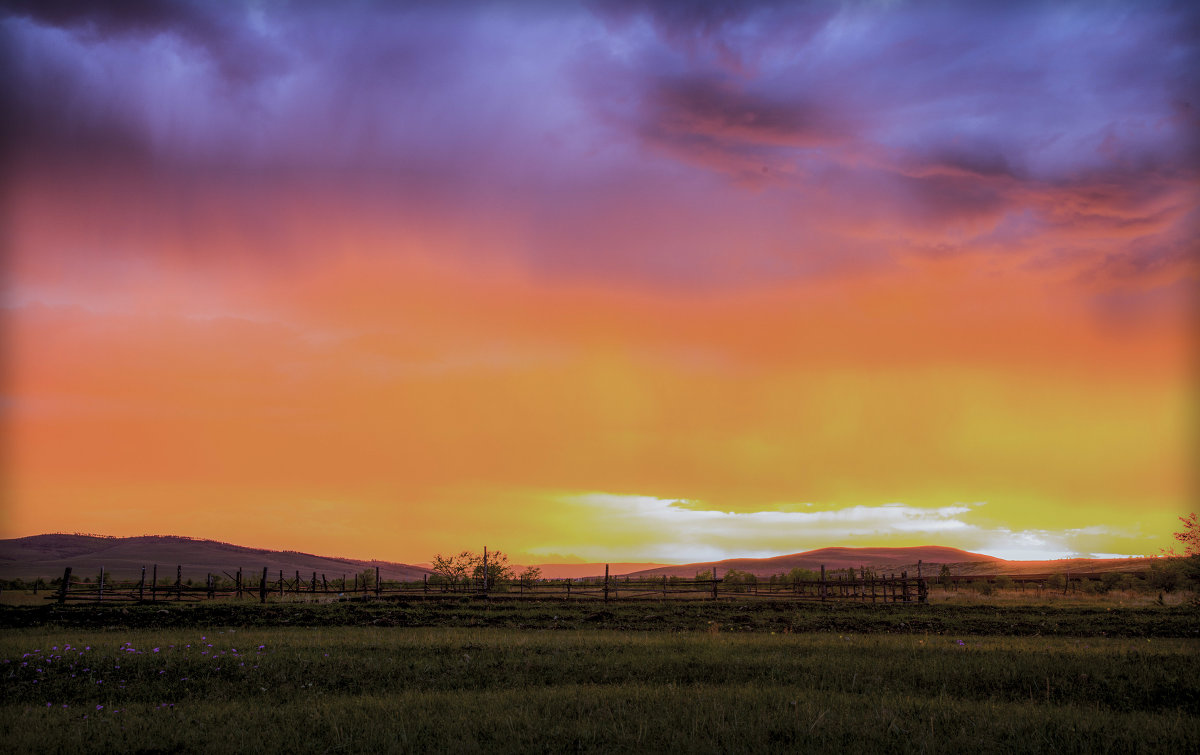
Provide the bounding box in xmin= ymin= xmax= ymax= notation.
xmin=3 ymin=597 xmax=1198 ymax=638
xmin=2 ymin=627 xmax=1198 ymax=753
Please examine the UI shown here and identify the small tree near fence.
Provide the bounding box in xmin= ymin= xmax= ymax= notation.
xmin=722 ymin=570 xmax=756 ymax=592
xmin=517 ymin=566 xmax=542 ymax=587
xmin=471 ymin=550 xmax=513 ymax=589
xmin=430 ymin=551 xmax=473 ymax=589
xmin=430 ymin=549 xmax=516 ymax=589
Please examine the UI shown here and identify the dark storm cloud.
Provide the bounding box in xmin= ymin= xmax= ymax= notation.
xmin=2 ymin=0 xmax=1196 ymax=290
xmin=1 ymin=0 xmax=216 ymax=38
xmin=634 ymin=73 xmax=846 ymax=181
xmin=0 ymin=0 xmax=277 ymax=83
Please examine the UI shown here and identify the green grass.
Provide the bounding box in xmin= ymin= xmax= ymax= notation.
xmin=3 ymin=597 xmax=1198 ymax=638
xmin=3 ymin=626 xmax=1198 ymax=753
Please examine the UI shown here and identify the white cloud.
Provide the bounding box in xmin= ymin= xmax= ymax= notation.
xmin=550 ymin=493 xmax=1149 ymax=563
xmin=557 ymin=494 xmax=993 ymax=561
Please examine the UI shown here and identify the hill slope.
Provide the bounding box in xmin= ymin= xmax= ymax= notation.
xmin=628 ymin=546 xmax=1038 ymax=578
xmin=0 ymin=534 xmax=432 ymax=582
xmin=1 ymin=535 xmax=1158 ymax=583
xmin=626 ymin=546 xmax=1159 ymax=578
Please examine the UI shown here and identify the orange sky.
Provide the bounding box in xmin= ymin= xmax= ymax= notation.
xmin=2 ymin=2 xmax=1197 ymax=564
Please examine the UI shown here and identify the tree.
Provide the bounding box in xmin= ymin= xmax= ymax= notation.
xmin=723 ymin=569 xmax=757 ymax=592
xmin=470 ymin=550 xmax=513 ymax=589
xmin=1100 ymin=571 xmax=1123 ymax=593
xmin=938 ymin=564 xmax=953 ymax=590
xmin=430 ymin=551 xmax=473 ymax=589
xmin=430 ymin=549 xmax=516 ymax=589
xmin=517 ymin=566 xmax=542 ymax=587
xmin=785 ymin=567 xmax=819 ymax=584
xmin=1174 ymin=513 xmax=1199 ymax=556
xmin=1147 ymin=559 xmax=1186 ymax=593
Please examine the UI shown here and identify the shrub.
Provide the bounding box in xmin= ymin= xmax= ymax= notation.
xmin=1147 ymin=559 xmax=1189 ymax=593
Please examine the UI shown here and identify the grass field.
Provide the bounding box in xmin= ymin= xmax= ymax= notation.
xmin=2 ymin=596 xmax=1198 ymax=638
xmin=2 ymin=625 xmax=1198 ymax=753
xmin=2 ymin=597 xmax=1199 ymax=753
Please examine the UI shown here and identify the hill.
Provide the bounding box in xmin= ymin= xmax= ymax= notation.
xmin=524 ymin=563 xmax=672 ymax=579
xmin=0 ymin=534 xmax=432 ymax=582
xmin=624 ymin=546 xmax=1155 ymax=578
xmin=1 ymin=535 xmax=1160 ymax=584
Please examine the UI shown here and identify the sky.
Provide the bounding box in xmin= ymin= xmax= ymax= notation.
xmin=2 ymin=0 xmax=1197 ymax=565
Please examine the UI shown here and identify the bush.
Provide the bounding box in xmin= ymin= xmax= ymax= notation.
xmin=1100 ymin=572 xmax=1123 ymax=593
xmin=1147 ymin=559 xmax=1190 ymax=593
xmin=722 ymin=570 xmax=756 ymax=593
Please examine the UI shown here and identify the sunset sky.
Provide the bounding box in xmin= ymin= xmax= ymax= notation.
xmin=2 ymin=1 xmax=1196 ymax=565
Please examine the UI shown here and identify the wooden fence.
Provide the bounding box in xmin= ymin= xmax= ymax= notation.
xmin=43 ymin=564 xmax=931 ymax=605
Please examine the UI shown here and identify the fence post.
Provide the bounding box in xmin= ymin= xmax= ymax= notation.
xmin=901 ymin=571 xmax=909 ymax=602
xmin=423 ymin=573 xmax=428 ymax=596
xmin=483 ymin=548 xmax=489 ymax=596
xmin=663 ymin=575 xmax=667 ymax=599
xmin=279 ymin=570 xmax=284 ymax=598
xmin=176 ymin=565 xmax=182 ymax=601
xmin=322 ymin=574 xmax=328 ymax=593
xmin=604 ymin=564 xmax=609 ymax=603
xmin=140 ymin=566 xmax=145 ymax=602
xmin=207 ymin=573 xmax=214 ymax=600
xmin=375 ymin=566 xmax=381 ymax=597
xmin=152 ymin=565 xmax=157 ymax=602
xmin=311 ymin=572 xmax=317 ymax=595
xmin=260 ymin=567 xmax=268 ymax=604
xmin=712 ymin=568 xmax=719 ymax=600
xmin=57 ymin=567 xmax=72 ymax=604
xmin=820 ymin=565 xmax=826 ymax=601
xmin=98 ymin=566 xmax=104 ymax=603
xmin=237 ymin=568 xmax=243 ymax=600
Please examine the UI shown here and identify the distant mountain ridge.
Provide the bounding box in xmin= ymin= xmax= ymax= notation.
xmin=0 ymin=534 xmax=432 ymax=581
xmin=627 ymin=546 xmax=1001 ymax=578
xmin=0 ymin=534 xmax=1158 ymax=582
xmin=627 ymin=546 xmax=1158 ymax=578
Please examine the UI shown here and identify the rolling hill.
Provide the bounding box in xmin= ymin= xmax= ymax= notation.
xmin=0 ymin=535 xmax=1159 ymax=583
xmin=624 ymin=546 xmax=1157 ymax=578
xmin=626 ymin=546 xmax=1001 ymax=578
xmin=0 ymin=534 xmax=432 ymax=582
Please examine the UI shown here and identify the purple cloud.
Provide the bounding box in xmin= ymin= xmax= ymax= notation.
xmin=2 ymin=0 xmax=1195 ymax=291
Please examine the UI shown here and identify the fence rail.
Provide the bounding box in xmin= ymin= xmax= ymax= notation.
xmin=41 ymin=564 xmax=935 ymax=605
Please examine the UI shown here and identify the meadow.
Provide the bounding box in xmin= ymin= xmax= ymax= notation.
xmin=2 ymin=598 xmax=1198 ymax=753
